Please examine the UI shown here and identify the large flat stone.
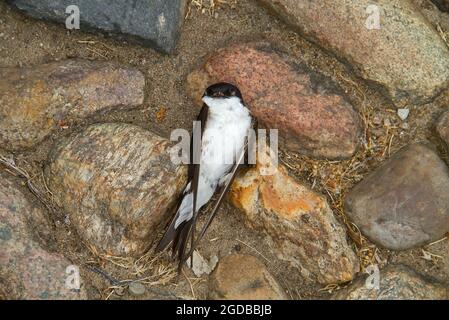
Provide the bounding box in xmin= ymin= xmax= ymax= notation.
xmin=44 ymin=123 xmax=187 ymax=257
xmin=7 ymin=0 xmax=187 ymax=53
xmin=258 ymin=0 xmax=449 ymax=107
xmin=187 ymin=42 xmax=360 ymax=159
xmin=229 ymin=147 xmax=359 ymax=284
xmin=0 ymin=59 xmax=144 ymax=151
xmin=345 ymin=143 xmax=449 ymax=250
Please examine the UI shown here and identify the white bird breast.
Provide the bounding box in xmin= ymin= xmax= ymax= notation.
xmin=174 ymin=96 xmax=252 ymax=228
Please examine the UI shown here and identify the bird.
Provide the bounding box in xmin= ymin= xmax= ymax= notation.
xmin=155 ymin=82 xmax=255 ymax=272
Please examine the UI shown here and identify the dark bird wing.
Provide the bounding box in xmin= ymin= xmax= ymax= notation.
xmin=155 ymin=104 xmax=208 ymax=271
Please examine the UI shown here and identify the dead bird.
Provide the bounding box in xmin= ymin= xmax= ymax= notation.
xmin=156 ymin=82 xmax=255 ymax=272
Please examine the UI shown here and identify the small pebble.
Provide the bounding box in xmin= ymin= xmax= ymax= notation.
xmin=397 ymin=108 xmax=409 ymax=121
xmin=400 ymin=122 xmax=409 ymax=130
xmin=128 ymin=282 xmax=146 ymax=296
xmin=384 ymin=118 xmax=391 ymax=127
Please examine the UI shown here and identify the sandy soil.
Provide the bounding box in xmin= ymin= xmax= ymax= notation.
xmin=0 ymin=0 xmax=448 ymax=299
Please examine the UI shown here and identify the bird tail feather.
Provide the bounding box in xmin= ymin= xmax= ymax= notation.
xmin=155 ymin=192 xmax=195 ymax=273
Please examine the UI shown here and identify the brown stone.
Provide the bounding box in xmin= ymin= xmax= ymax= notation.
xmin=257 ymin=0 xmax=449 ymax=107
xmin=209 ymin=254 xmax=287 ymax=300
xmin=44 ymin=123 xmax=187 ymax=257
xmin=0 ymin=59 xmax=145 ymax=151
xmin=333 ymin=265 xmax=449 ymax=300
xmin=187 ymin=42 xmax=360 ymax=160
xmin=229 ymin=147 xmax=359 ymax=284
xmin=345 ymin=143 xmax=449 ymax=250
xmin=0 ymin=172 xmax=87 ymax=299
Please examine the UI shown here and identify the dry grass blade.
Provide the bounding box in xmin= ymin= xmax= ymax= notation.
xmin=85 ymin=244 xmax=178 ymax=298
xmin=437 ymin=23 xmax=449 ymax=49
xmin=0 ymin=155 xmax=55 ymax=213
xmin=182 ymin=268 xmax=196 ymax=299
xmin=186 ymin=0 xmax=238 ymax=18
xmin=425 ymin=234 xmax=449 ymax=247
xmin=318 ymin=283 xmax=341 ymax=294
xmin=421 ymin=248 xmax=443 ymax=262
xmin=235 ymin=238 xmax=270 ymax=263
xmin=85 ymin=47 xmax=108 ymax=59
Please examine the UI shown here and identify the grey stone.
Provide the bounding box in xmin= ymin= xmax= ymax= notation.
xmin=128 ymin=282 xmax=146 ymax=296
xmin=345 ymin=143 xmax=449 ymax=250
xmin=333 ymin=265 xmax=449 ymax=300
xmin=7 ymin=0 xmax=188 ymax=54
xmin=0 ymin=172 xmax=87 ymax=299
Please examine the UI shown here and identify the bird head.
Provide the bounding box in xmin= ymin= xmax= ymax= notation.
xmin=203 ymin=82 xmax=243 ymax=100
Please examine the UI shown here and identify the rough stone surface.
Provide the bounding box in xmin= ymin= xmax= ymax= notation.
xmin=229 ymin=148 xmax=359 ymax=284
xmin=413 ymin=0 xmax=449 ymax=31
xmin=258 ymin=0 xmax=449 ymax=107
xmin=437 ymin=111 xmax=449 ymax=149
xmin=0 ymin=59 xmax=145 ymax=151
xmin=209 ymin=254 xmax=287 ymax=300
xmin=44 ymin=123 xmax=187 ymax=257
xmin=7 ymin=0 xmax=187 ymax=53
xmin=0 ymin=172 xmax=87 ymax=299
xmin=345 ymin=143 xmax=449 ymax=250
xmin=187 ymin=42 xmax=360 ymax=160
xmin=333 ymin=265 xmax=449 ymax=300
